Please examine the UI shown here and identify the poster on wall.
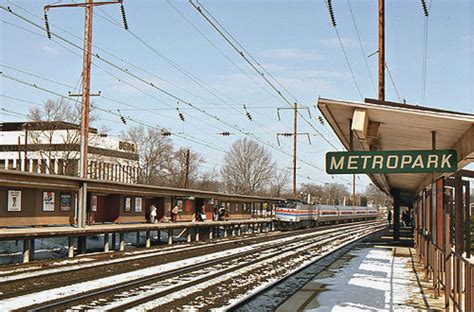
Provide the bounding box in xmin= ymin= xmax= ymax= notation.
xmin=135 ymin=197 xmax=142 ymax=212
xmin=43 ymin=192 xmax=55 ymax=212
xmin=7 ymin=190 xmax=22 ymax=212
xmin=91 ymin=195 xmax=98 ymax=212
xmin=60 ymin=193 xmax=72 ymax=211
xmin=124 ymin=196 xmax=131 ymax=212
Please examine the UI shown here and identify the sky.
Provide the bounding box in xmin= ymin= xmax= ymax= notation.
xmin=1 ymin=0 xmax=473 ymax=193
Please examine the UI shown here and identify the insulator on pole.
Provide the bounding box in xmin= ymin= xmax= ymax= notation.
xmin=44 ymin=12 xmax=52 ymax=39
xmin=420 ymin=0 xmax=429 ymax=16
xmin=161 ymin=130 xmax=172 ymax=136
xmin=120 ymin=4 xmax=129 ymax=30
xmin=318 ymin=116 xmax=325 ymax=125
xmin=176 ymin=108 xmax=185 ymax=122
xmin=326 ymin=0 xmax=337 ymax=27
xmin=220 ymin=131 xmax=231 ymax=136
xmin=117 ymin=109 xmax=127 ymax=124
xmin=243 ymin=104 xmax=252 ymax=121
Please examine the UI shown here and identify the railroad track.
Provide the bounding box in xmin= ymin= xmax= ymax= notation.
xmin=0 ymin=220 xmax=375 ymax=299
xmin=5 ymin=221 xmax=385 ymax=311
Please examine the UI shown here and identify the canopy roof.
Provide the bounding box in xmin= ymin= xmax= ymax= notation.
xmin=317 ymin=98 xmax=474 ymax=204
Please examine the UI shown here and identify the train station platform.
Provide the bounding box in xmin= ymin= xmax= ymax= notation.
xmin=277 ymin=226 xmax=445 ymax=311
xmin=0 ymin=218 xmax=273 ymax=241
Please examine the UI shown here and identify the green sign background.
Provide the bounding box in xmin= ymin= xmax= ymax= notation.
xmin=326 ymin=149 xmax=457 ymax=174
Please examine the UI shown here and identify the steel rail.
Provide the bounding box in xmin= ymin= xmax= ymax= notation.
xmin=107 ymin=225 xmax=384 ymax=311
xmin=0 ymin=219 xmax=375 ymax=289
xmin=228 ymin=224 xmax=386 ymax=310
xmin=24 ymin=221 xmax=383 ymax=311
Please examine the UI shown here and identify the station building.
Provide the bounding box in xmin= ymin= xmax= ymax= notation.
xmin=0 ymin=121 xmax=139 ymax=183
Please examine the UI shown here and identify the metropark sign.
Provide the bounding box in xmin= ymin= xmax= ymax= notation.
xmin=326 ymin=150 xmax=457 ymax=174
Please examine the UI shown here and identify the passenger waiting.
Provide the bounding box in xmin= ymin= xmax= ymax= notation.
xmin=171 ymin=204 xmax=179 ymax=223
xmin=149 ymin=205 xmax=157 ymax=223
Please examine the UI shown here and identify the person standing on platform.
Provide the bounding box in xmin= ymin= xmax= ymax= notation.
xmin=171 ymin=204 xmax=179 ymax=223
xmin=388 ymin=210 xmax=392 ymax=228
xmin=149 ymin=205 xmax=157 ymax=223
xmin=201 ymin=205 xmax=206 ymax=221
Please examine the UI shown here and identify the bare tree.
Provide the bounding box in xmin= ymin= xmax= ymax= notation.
xmin=321 ymin=183 xmax=350 ymax=205
xmin=365 ymin=183 xmax=392 ymax=208
xmin=122 ymin=127 xmax=206 ymax=187
xmin=299 ymin=183 xmax=324 ymax=203
xmin=194 ymin=168 xmax=221 ymax=192
xmin=270 ymin=169 xmax=290 ymax=197
xmin=27 ymin=98 xmax=100 ymax=175
xmin=221 ymin=138 xmax=276 ymax=195
xmin=122 ymin=126 xmax=174 ymax=185
xmin=167 ymin=148 xmax=204 ymax=188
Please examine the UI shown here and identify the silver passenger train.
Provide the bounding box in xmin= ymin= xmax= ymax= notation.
xmin=275 ymin=200 xmax=379 ymax=230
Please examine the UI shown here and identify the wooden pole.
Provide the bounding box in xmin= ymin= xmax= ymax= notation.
xmin=378 ymin=0 xmax=385 ymax=101
xmin=77 ymin=0 xmax=93 ymax=228
xmin=293 ymin=102 xmax=297 ymax=199
xmin=184 ymin=149 xmax=190 ymax=188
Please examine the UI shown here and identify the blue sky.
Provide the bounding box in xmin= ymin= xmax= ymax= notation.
xmin=1 ymin=0 xmax=473 ymax=192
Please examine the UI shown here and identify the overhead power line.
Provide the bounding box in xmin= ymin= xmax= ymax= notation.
xmin=188 ymin=0 xmax=340 ymax=151
xmin=323 ymin=0 xmax=364 ymax=100
xmin=346 ymin=0 xmax=376 ymax=96
xmin=420 ymin=0 xmax=432 ymax=105
xmin=1 ymin=3 xmax=349 ymax=184
xmin=0 ymin=73 xmax=227 ymax=155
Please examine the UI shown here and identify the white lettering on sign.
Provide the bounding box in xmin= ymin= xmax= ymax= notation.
xmin=401 ymin=155 xmax=412 ymax=168
xmin=441 ymin=154 xmax=453 ymax=168
xmin=361 ymin=155 xmax=371 ymax=169
xmin=330 ymin=156 xmax=344 ymax=170
xmin=372 ymin=155 xmax=383 ymax=169
xmin=427 ymin=154 xmax=438 ymax=168
xmin=413 ymin=155 xmax=424 ymax=168
xmin=386 ymin=155 xmax=398 ymax=169
xmin=348 ymin=156 xmax=358 ymax=169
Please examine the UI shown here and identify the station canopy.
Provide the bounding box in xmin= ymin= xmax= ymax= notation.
xmin=317 ymin=98 xmax=474 ymax=204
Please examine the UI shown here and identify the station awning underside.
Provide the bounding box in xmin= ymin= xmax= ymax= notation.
xmin=317 ymin=98 xmax=474 ymax=205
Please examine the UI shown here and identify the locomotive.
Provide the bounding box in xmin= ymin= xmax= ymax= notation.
xmin=275 ymin=200 xmax=379 ymax=230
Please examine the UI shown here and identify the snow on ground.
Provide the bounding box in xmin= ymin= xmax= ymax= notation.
xmin=307 ymin=247 xmax=422 ymax=311
xmin=223 ymin=227 xmax=382 ymax=310
xmin=0 ymin=225 xmax=345 ymax=283
xmin=96 ymin=232 xmax=340 ymax=310
xmin=0 ymin=228 xmax=332 ymax=310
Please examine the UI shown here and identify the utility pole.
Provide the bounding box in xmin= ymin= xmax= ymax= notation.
xmin=293 ymin=102 xmax=297 ymax=199
xmin=276 ymin=104 xmax=312 ymax=199
xmin=378 ymin=0 xmax=385 ymax=101
xmin=43 ymin=0 xmax=127 ymax=228
xmin=184 ymin=149 xmax=190 ymax=189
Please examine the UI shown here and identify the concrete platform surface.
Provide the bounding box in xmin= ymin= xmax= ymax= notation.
xmin=277 ymin=227 xmax=445 ymax=311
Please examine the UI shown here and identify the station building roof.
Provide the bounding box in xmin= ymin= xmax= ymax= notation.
xmin=317 ymin=97 xmax=474 ymax=204
xmin=0 ymin=169 xmax=283 ymax=203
